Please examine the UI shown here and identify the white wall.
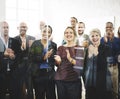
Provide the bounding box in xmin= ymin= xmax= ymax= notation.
xmin=0 ymin=0 xmax=6 ymax=21
xmin=1 ymin=0 xmax=120 ymax=45
xmin=42 ymin=0 xmax=120 ymax=45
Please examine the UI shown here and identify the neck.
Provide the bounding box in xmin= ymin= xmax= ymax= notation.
xmin=4 ymin=35 xmax=8 ymax=40
xmin=20 ymin=34 xmax=26 ymax=38
xmin=65 ymin=41 xmax=75 ymax=47
xmin=41 ymin=39 xmax=48 ymax=44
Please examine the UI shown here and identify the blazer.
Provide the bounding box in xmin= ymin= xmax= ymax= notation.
xmin=0 ymin=37 xmax=21 ymax=73
xmin=15 ymin=35 xmax=35 ymax=57
xmin=29 ymin=39 xmax=57 ymax=77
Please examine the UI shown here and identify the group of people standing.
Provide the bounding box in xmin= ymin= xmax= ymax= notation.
xmin=0 ymin=16 xmax=120 ymax=99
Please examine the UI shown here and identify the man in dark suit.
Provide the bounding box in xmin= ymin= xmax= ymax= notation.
xmin=15 ymin=22 xmax=35 ymax=99
xmin=0 ymin=21 xmax=22 ymax=99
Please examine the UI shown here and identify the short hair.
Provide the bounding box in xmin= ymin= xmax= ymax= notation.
xmin=106 ymin=22 xmax=114 ymax=27
xmin=78 ymin=22 xmax=85 ymax=28
xmin=71 ymin=17 xmax=78 ymax=23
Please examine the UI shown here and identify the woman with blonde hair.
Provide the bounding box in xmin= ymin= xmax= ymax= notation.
xmin=84 ymin=28 xmax=113 ymax=99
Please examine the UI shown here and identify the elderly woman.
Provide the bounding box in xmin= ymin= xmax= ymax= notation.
xmin=84 ymin=28 xmax=114 ymax=99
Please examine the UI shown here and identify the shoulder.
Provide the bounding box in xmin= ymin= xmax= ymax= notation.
xmin=27 ymin=35 xmax=36 ymax=40
xmin=32 ymin=39 xmax=40 ymax=45
xmin=58 ymin=46 xmax=65 ymax=50
xmin=99 ymin=43 xmax=110 ymax=51
xmin=14 ymin=35 xmax=20 ymax=39
xmin=10 ymin=37 xmax=19 ymax=42
xmin=51 ymin=41 xmax=57 ymax=46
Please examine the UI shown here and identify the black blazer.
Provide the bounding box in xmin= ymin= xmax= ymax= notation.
xmin=15 ymin=35 xmax=35 ymax=57
xmin=29 ymin=39 xmax=57 ymax=77
xmin=0 ymin=37 xmax=21 ymax=72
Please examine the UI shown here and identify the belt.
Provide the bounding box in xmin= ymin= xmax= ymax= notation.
xmin=40 ymin=68 xmax=53 ymax=72
xmin=23 ymin=57 xmax=28 ymax=60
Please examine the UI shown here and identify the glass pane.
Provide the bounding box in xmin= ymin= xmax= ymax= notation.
xmin=28 ymin=0 xmax=40 ymax=10
xmin=6 ymin=8 xmax=17 ymax=20
xmin=17 ymin=9 xmax=29 ymax=21
xmin=18 ymin=0 xmax=28 ymax=9
xmin=6 ymin=0 xmax=17 ymax=8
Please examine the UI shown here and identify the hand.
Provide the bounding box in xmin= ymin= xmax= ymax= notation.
xmin=44 ymin=49 xmax=53 ymax=60
xmin=104 ymin=33 xmax=108 ymax=43
xmin=21 ymin=41 xmax=26 ymax=50
xmin=54 ymin=55 xmax=61 ymax=65
xmin=82 ymin=40 xmax=89 ymax=48
xmin=66 ymin=49 xmax=71 ymax=60
xmin=9 ymin=52 xmax=15 ymax=59
xmin=4 ymin=48 xmax=15 ymax=59
xmin=88 ymin=44 xmax=98 ymax=58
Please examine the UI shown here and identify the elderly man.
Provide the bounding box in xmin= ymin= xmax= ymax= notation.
xmin=0 ymin=21 xmax=21 ymax=99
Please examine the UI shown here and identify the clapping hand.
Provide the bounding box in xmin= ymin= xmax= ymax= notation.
xmin=4 ymin=48 xmax=15 ymax=59
xmin=54 ymin=55 xmax=61 ymax=65
xmin=44 ymin=49 xmax=53 ymax=60
xmin=88 ymin=44 xmax=98 ymax=58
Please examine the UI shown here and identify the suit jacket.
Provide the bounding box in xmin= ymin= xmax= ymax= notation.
xmin=0 ymin=37 xmax=21 ymax=72
xmin=29 ymin=39 xmax=57 ymax=78
xmin=15 ymin=35 xmax=35 ymax=57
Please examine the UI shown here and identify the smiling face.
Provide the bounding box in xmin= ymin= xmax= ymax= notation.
xmin=77 ymin=22 xmax=85 ymax=35
xmin=64 ymin=27 xmax=76 ymax=43
xmin=105 ymin=22 xmax=114 ymax=38
xmin=19 ymin=22 xmax=28 ymax=36
xmin=89 ymin=29 xmax=101 ymax=46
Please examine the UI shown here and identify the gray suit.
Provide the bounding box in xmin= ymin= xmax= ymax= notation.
xmin=0 ymin=37 xmax=4 ymax=52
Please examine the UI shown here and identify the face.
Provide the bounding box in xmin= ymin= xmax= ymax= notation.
xmin=40 ymin=21 xmax=45 ymax=30
xmin=71 ymin=18 xmax=77 ymax=29
xmin=19 ymin=22 xmax=28 ymax=36
xmin=106 ymin=23 xmax=114 ymax=38
xmin=64 ymin=28 xmax=75 ymax=42
xmin=41 ymin=26 xmax=52 ymax=40
xmin=77 ymin=23 xmax=85 ymax=35
xmin=90 ymin=32 xmax=101 ymax=46
xmin=0 ymin=22 xmax=9 ymax=37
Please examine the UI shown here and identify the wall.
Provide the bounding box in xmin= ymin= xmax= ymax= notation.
xmin=0 ymin=0 xmax=120 ymax=45
xmin=41 ymin=0 xmax=120 ymax=45
xmin=0 ymin=0 xmax=6 ymax=21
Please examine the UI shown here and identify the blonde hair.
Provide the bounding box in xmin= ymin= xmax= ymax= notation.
xmin=89 ymin=28 xmax=101 ymax=37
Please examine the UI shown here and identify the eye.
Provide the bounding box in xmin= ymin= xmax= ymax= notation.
xmin=96 ymin=34 xmax=98 ymax=37
xmin=43 ymin=30 xmax=46 ymax=33
xmin=65 ymin=32 xmax=68 ymax=34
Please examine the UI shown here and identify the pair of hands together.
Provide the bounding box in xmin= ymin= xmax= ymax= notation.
xmin=54 ymin=49 xmax=74 ymax=65
xmin=88 ymin=44 xmax=98 ymax=58
xmin=4 ymin=48 xmax=15 ymax=59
